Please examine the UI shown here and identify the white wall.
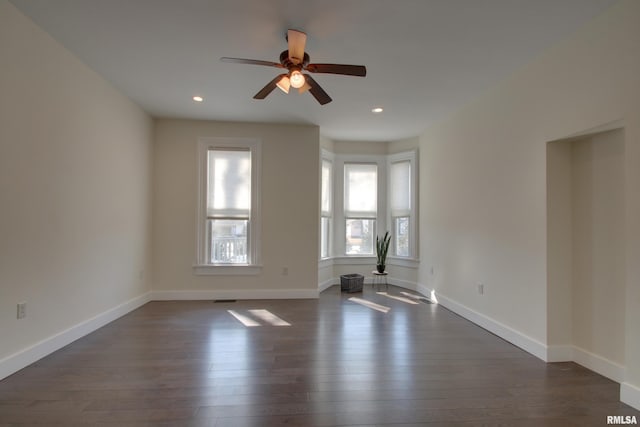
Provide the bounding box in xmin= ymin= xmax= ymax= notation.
xmin=153 ymin=119 xmax=319 ymax=298
xmin=418 ymin=0 xmax=640 ymax=407
xmin=571 ymin=130 xmax=626 ymax=365
xmin=0 ymin=0 xmax=153 ymax=370
xmin=546 ymin=140 xmax=573 ymax=348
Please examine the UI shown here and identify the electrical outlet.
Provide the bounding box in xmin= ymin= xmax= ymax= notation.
xmin=17 ymin=302 xmax=26 ymax=319
xmin=477 ymin=283 xmax=484 ymax=295
xmin=282 ymin=267 xmax=289 ymax=276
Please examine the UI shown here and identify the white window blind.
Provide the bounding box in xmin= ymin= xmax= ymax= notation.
xmin=390 ymin=160 xmax=411 ymax=217
xmin=207 ymin=149 xmax=251 ymax=218
xmin=344 ymin=163 xmax=377 ymax=218
xmin=321 ymin=159 xmax=332 ymax=216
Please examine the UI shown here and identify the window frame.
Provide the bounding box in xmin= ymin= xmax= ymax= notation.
xmin=334 ymin=155 xmax=386 ymax=258
xmin=194 ymin=137 xmax=262 ymax=275
xmin=387 ymin=150 xmax=418 ymax=260
xmin=343 ymin=162 xmax=378 ymax=256
xmin=320 ymin=151 xmax=334 ymax=260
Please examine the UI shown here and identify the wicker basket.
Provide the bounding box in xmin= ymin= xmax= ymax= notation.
xmin=340 ymin=273 xmax=364 ymax=293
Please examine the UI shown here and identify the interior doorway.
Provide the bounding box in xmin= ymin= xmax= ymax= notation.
xmin=547 ymin=127 xmax=626 ymax=379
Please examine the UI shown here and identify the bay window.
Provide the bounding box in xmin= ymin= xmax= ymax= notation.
xmin=320 ymin=158 xmax=332 ymax=259
xmin=390 ymin=160 xmax=411 ymax=257
xmin=344 ymin=163 xmax=377 ymax=255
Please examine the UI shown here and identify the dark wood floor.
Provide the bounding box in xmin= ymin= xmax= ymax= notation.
xmin=1 ymin=285 xmax=638 ymax=426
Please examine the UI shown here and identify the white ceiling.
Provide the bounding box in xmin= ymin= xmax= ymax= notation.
xmin=11 ymin=0 xmax=617 ymax=141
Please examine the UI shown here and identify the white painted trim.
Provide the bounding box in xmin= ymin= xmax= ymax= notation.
xmin=332 ymin=256 xmax=376 ymax=265
xmin=319 ymin=278 xmax=336 ymax=292
xmin=416 ymin=282 xmax=434 ymax=301
xmin=547 ymin=345 xmax=625 ymax=382
xmin=318 ymin=258 xmax=333 ymax=269
xmin=387 ymin=257 xmax=420 ymax=268
xmin=192 ymin=264 xmax=263 ymax=275
xmin=151 ymin=289 xmax=318 ymax=301
xmin=0 ymin=292 xmax=151 ymax=381
xmin=196 ymin=137 xmax=262 ymax=266
xmin=386 ymin=149 xmax=419 ymax=259
xmin=387 ymin=277 xmax=418 ymax=292
xmin=621 ymin=382 xmax=640 ymax=411
xmin=434 ymin=292 xmax=548 ymax=361
xmin=572 ymin=345 xmax=625 ymax=383
xmin=546 ymin=345 xmax=573 ymax=362
xmin=319 ymin=257 xmax=419 ymax=269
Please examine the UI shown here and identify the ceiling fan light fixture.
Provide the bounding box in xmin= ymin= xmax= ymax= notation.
xmin=276 ymin=76 xmax=291 ymax=93
xmin=298 ymin=81 xmax=311 ymax=94
xmin=289 ymin=70 xmax=305 ymax=89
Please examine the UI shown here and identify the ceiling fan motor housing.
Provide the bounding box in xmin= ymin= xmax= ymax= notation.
xmin=279 ymin=50 xmax=309 ymax=68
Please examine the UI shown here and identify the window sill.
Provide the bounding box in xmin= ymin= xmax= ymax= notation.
xmin=332 ymin=256 xmax=375 ymax=265
xmin=193 ymin=264 xmax=263 ymax=276
xmin=387 ymin=257 xmax=420 ymax=269
xmin=318 ymin=256 xmax=420 ymax=269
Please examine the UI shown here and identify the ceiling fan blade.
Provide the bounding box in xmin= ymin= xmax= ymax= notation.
xmin=253 ymin=74 xmax=287 ymax=99
xmin=287 ymin=29 xmax=307 ymax=65
xmin=304 ymin=75 xmax=332 ymax=105
xmin=221 ymin=57 xmax=284 ymax=68
xmin=306 ymin=63 xmax=366 ymax=77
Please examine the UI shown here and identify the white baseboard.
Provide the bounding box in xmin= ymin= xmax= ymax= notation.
xmin=547 ymin=345 xmax=574 ymax=362
xmin=428 ymin=291 xmax=630 ymax=401
xmin=319 ymin=278 xmax=336 ymax=292
xmin=0 ymin=292 xmax=151 ymax=381
xmin=547 ymin=345 xmax=624 ymax=383
xmin=151 ymin=288 xmax=318 ymax=301
xmin=433 ymin=292 xmax=548 ymax=361
xmin=318 ymin=276 xmax=427 ymax=295
xmin=416 ymin=283 xmax=434 ymax=301
xmin=621 ymin=382 xmax=640 ymax=411
xmin=388 ymin=277 xmax=418 ymax=292
xmin=572 ymin=345 xmax=625 ymax=383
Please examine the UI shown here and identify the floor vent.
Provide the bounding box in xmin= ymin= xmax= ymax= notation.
xmin=213 ymin=299 xmax=237 ymax=303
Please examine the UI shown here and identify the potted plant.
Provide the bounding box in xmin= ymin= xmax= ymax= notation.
xmin=376 ymin=231 xmax=391 ymax=273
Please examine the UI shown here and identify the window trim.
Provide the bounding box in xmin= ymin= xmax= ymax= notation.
xmin=387 ymin=149 xmax=418 ymax=259
xmin=336 ymin=155 xmax=386 ymax=257
xmin=194 ymin=137 xmax=262 ymax=274
xmin=320 ymin=151 xmax=334 ymax=260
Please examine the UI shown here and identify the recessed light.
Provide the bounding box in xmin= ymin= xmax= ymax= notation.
xmin=372 ymin=107 xmax=383 ymax=113
xmin=193 ymin=96 xmax=204 ymax=102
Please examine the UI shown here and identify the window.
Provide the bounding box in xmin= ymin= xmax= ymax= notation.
xmin=319 ymin=149 xmax=417 ymax=263
xmin=196 ymin=138 xmax=261 ymax=273
xmin=320 ymin=158 xmax=332 ymax=259
xmin=207 ymin=149 xmax=251 ymax=263
xmin=344 ymin=163 xmax=377 ymax=255
xmin=388 ymin=151 xmax=417 ymax=258
xmin=390 ymin=160 xmax=411 ymax=256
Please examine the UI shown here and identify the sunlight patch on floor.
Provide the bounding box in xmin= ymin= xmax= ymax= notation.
xmin=227 ymin=309 xmax=291 ymax=327
xmin=377 ymin=292 xmax=420 ymax=305
xmin=227 ymin=310 xmax=261 ymax=327
xmin=248 ymin=309 xmax=291 ymax=326
xmin=348 ymin=297 xmax=391 ymax=313
xmin=399 ymin=291 xmax=433 ymax=303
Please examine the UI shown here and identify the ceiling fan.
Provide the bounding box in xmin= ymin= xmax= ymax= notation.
xmin=221 ymin=29 xmax=366 ymax=105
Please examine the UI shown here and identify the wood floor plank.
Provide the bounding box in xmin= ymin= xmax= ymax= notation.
xmin=0 ymin=285 xmax=637 ymax=425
